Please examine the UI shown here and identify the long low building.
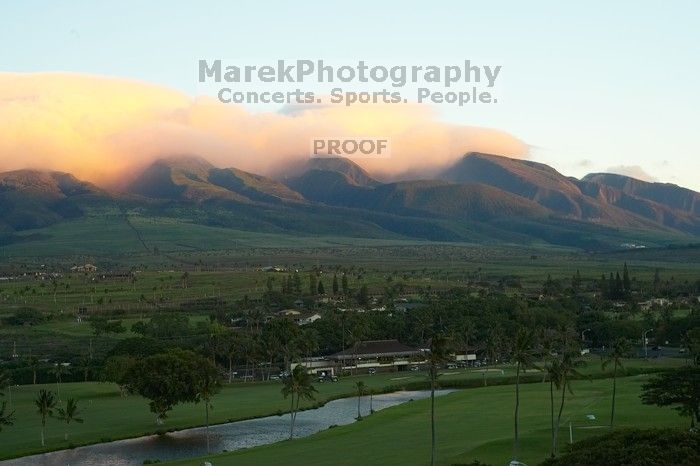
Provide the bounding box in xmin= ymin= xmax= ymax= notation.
xmin=295 ymin=339 xmax=425 ymax=375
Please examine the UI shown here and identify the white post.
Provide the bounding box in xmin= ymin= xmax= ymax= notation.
xmin=569 ymin=421 xmax=573 ymax=444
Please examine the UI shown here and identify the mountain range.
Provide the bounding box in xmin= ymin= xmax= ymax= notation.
xmin=2 ymin=153 xmax=699 ymax=252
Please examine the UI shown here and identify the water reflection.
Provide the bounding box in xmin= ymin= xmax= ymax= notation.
xmin=3 ymin=390 xmax=451 ymax=466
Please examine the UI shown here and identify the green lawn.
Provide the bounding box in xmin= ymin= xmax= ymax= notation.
xmin=0 ymin=369 xmax=455 ymax=459
xmin=0 ymin=358 xmax=685 ymax=461
xmin=169 ymin=375 xmax=688 ymax=466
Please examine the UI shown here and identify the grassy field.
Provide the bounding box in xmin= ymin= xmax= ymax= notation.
xmin=169 ymin=374 xmax=688 ymax=466
xmin=0 ymin=357 xmax=684 ymax=460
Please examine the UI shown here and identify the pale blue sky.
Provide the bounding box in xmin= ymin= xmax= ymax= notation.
xmin=2 ymin=0 xmax=699 ymax=188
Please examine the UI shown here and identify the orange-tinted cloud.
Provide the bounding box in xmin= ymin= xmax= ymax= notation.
xmin=605 ymin=165 xmax=657 ymax=182
xmin=0 ymin=72 xmax=527 ymax=187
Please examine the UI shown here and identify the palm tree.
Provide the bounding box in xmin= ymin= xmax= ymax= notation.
xmin=26 ymin=356 xmax=40 ymax=385
xmin=218 ymin=333 xmax=238 ymax=384
xmin=56 ymin=398 xmax=83 ymax=441
xmin=511 ymin=328 xmax=537 ymax=465
xmin=546 ymin=357 xmax=563 ymax=457
xmin=0 ymin=401 xmax=14 ymax=432
xmin=355 ymin=381 xmax=366 ymax=419
xmin=0 ymin=370 xmax=9 ymax=393
xmin=51 ymin=363 xmax=68 ymax=401
xmin=35 ymin=389 xmax=57 ymax=446
xmin=0 ymin=372 xmax=14 ymax=432
xmin=539 ymin=328 xmax=559 ymax=383
xmin=553 ymin=350 xmax=585 ymax=454
xmin=281 ymin=365 xmax=317 ymax=439
xmin=76 ymin=357 xmax=91 ymax=382
xmin=602 ymin=338 xmax=630 ymax=428
xmin=428 ymin=334 xmax=450 ymax=466
xmin=197 ymin=360 xmax=221 ymax=454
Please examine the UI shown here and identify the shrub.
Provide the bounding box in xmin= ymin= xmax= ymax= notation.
xmin=540 ymin=428 xmax=700 ymax=466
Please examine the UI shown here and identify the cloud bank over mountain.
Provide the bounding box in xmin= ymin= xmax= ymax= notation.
xmin=605 ymin=165 xmax=657 ymax=182
xmin=0 ymin=72 xmax=527 ymax=188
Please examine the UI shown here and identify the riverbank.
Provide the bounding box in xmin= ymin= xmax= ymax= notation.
xmin=168 ymin=374 xmax=689 ymax=466
xmin=0 ymin=357 xmax=682 ymax=460
xmin=2 ymin=390 xmax=453 ymax=465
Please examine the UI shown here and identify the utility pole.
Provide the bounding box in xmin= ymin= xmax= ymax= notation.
xmin=643 ymin=328 xmax=653 ymax=359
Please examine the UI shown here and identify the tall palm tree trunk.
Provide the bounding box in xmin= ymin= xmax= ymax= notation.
xmin=513 ymin=363 xmax=521 ymax=462
xmin=289 ymin=393 xmax=296 ymax=439
xmin=430 ymin=376 xmax=436 ymax=466
xmin=205 ymin=401 xmax=210 ymax=453
xmin=610 ymin=365 xmax=617 ymax=428
xmin=554 ymin=382 xmax=566 ymax=454
xmin=550 ymin=379 xmax=555 ymax=457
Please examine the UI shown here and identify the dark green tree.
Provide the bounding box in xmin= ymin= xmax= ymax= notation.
xmin=0 ymin=371 xmax=14 ymax=433
xmin=622 ymin=263 xmax=631 ymax=293
xmin=357 ymin=284 xmax=369 ymax=306
xmin=89 ymin=316 xmax=126 ymax=336
xmin=641 ymin=367 xmax=700 ymax=428
xmin=571 ymin=269 xmax=582 ymax=292
xmin=125 ymin=350 xmax=203 ymax=424
xmin=332 ymin=274 xmax=339 ymax=295
xmin=102 ymin=355 xmax=137 ymax=396
xmin=541 ymin=429 xmax=700 ymax=466
xmin=682 ymin=327 xmax=700 ymax=365
xmin=0 ymin=401 xmax=13 ymax=432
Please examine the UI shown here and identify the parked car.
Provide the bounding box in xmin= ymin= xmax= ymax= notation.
xmin=446 ymin=363 xmax=458 ymax=370
xmin=368 ymin=367 xmax=377 ymax=375
xmin=409 ymin=365 xmax=419 ymax=371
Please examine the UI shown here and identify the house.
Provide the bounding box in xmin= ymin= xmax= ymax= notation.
xmin=638 ymin=298 xmax=672 ymax=311
xmin=261 ymin=265 xmax=286 ymax=272
xmin=71 ymin=264 xmax=97 ymax=273
xmin=293 ymin=357 xmax=337 ymax=376
xmin=296 ymin=312 xmax=321 ymax=326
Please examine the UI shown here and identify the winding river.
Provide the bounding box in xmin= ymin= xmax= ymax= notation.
xmin=2 ymin=390 xmax=451 ymax=466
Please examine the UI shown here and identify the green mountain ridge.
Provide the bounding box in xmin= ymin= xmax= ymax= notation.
xmin=1 ymin=154 xmax=699 ymax=254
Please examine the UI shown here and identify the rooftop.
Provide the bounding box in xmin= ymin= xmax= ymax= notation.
xmin=329 ymin=339 xmax=420 ymax=359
